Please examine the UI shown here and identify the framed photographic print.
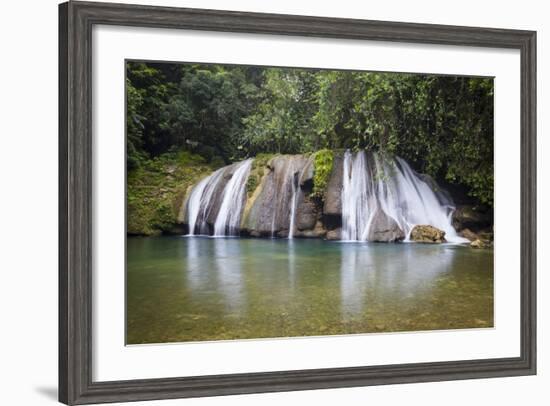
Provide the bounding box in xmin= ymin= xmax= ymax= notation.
xmin=59 ymin=1 xmax=536 ymax=404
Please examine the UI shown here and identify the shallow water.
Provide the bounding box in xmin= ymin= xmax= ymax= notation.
xmin=126 ymin=237 xmax=493 ymax=344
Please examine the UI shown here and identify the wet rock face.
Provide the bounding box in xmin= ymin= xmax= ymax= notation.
xmin=299 ymin=158 xmax=315 ymax=191
xmin=294 ymin=221 xmax=327 ymax=238
xmin=323 ymin=153 xmax=344 ymax=216
xmin=410 ymin=225 xmax=446 ymax=243
xmin=459 ymin=228 xmax=479 ymax=242
xmin=295 ymin=198 xmax=317 ymax=231
xmin=243 ymin=155 xmax=311 ymax=236
xmin=204 ymin=169 xmax=233 ymax=226
xmin=326 ymin=228 xmax=341 ymax=241
xmin=366 ymin=210 xmax=406 ymax=242
xmin=452 ymin=205 xmax=492 ymax=232
xmin=182 ymin=151 xmax=492 ymax=242
xmin=417 ymin=173 xmax=454 ymax=207
xmin=460 ymin=228 xmax=493 ymax=248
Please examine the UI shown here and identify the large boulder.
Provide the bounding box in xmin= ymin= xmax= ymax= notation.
xmin=366 ymin=210 xmax=405 ymax=242
xmin=242 ymin=155 xmax=310 ymax=236
xmin=410 ymin=225 xmax=446 ymax=243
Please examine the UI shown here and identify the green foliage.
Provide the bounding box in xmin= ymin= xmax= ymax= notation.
xmin=240 ymin=69 xmax=318 ymax=155
xmin=127 ymin=61 xmax=494 ymax=207
xmin=126 ymin=78 xmax=146 ymax=169
xmin=312 ymin=149 xmax=334 ymax=199
xmin=160 ymin=66 xmax=259 ymax=163
xmin=126 ymin=63 xmax=176 ymax=162
xmin=126 ymin=62 xmax=261 ymax=167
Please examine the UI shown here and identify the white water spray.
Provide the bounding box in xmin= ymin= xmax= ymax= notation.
xmin=288 ymin=173 xmax=299 ymax=239
xmin=341 ymin=150 xmax=467 ymax=243
xmin=213 ymin=159 xmax=253 ymax=236
xmin=186 ymin=177 xmax=209 ymax=236
xmin=186 ymin=160 xmax=252 ymax=236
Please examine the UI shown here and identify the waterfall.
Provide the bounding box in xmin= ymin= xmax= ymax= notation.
xmin=186 ymin=151 xmax=466 ymax=242
xmin=186 ymin=176 xmax=209 ymax=236
xmin=186 ymin=159 xmax=252 ymax=237
xmin=341 ymin=150 xmax=376 ymax=241
xmin=213 ymin=159 xmax=253 ymax=236
xmin=341 ymin=150 xmax=467 ymax=243
xmin=288 ymin=172 xmax=299 ymax=239
xmin=186 ymin=167 xmax=226 ymax=235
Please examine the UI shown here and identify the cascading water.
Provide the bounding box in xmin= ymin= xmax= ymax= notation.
xmin=186 ymin=159 xmax=252 ymax=237
xmin=341 ymin=150 xmax=375 ymax=241
xmin=185 ymin=176 xmax=209 ymax=236
xmin=213 ymin=159 xmax=253 ymax=236
xmin=186 ymin=166 xmax=226 ymax=235
xmin=288 ymin=172 xmax=299 ymax=239
xmin=186 ymin=151 xmax=465 ymax=242
xmin=341 ymin=149 xmax=467 ymax=243
xmin=266 ymin=156 xmax=308 ymax=239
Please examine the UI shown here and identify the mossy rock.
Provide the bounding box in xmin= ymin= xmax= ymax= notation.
xmin=410 ymin=225 xmax=446 ymax=243
xmin=246 ymin=154 xmax=274 ymax=197
xmin=246 ymin=174 xmax=259 ymax=195
xmin=126 ymin=151 xmax=215 ymax=236
xmin=470 ymin=239 xmax=492 ymax=249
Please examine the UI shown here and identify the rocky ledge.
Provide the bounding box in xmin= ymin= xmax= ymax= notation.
xmin=177 ymin=151 xmax=493 ymax=245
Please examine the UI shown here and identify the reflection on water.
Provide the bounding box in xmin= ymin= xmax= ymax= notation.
xmin=213 ymin=238 xmax=245 ymax=312
xmin=127 ymin=237 xmax=493 ymax=344
xmin=339 ymin=243 xmax=455 ymax=323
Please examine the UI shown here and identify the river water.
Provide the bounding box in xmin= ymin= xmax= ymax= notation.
xmin=127 ymin=236 xmax=493 ymax=344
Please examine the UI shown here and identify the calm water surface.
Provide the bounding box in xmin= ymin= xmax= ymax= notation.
xmin=127 ymin=237 xmax=493 ymax=344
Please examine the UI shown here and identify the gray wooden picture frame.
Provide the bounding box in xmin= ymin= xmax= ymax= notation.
xmin=59 ymin=1 xmax=537 ymax=404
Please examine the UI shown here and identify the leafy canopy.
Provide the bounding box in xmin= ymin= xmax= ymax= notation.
xmin=127 ymin=62 xmax=493 ymax=206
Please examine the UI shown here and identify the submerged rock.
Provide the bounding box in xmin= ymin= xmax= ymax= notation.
xmin=470 ymin=239 xmax=491 ymax=249
xmin=410 ymin=225 xmax=446 ymax=243
xmin=366 ymin=210 xmax=405 ymax=242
